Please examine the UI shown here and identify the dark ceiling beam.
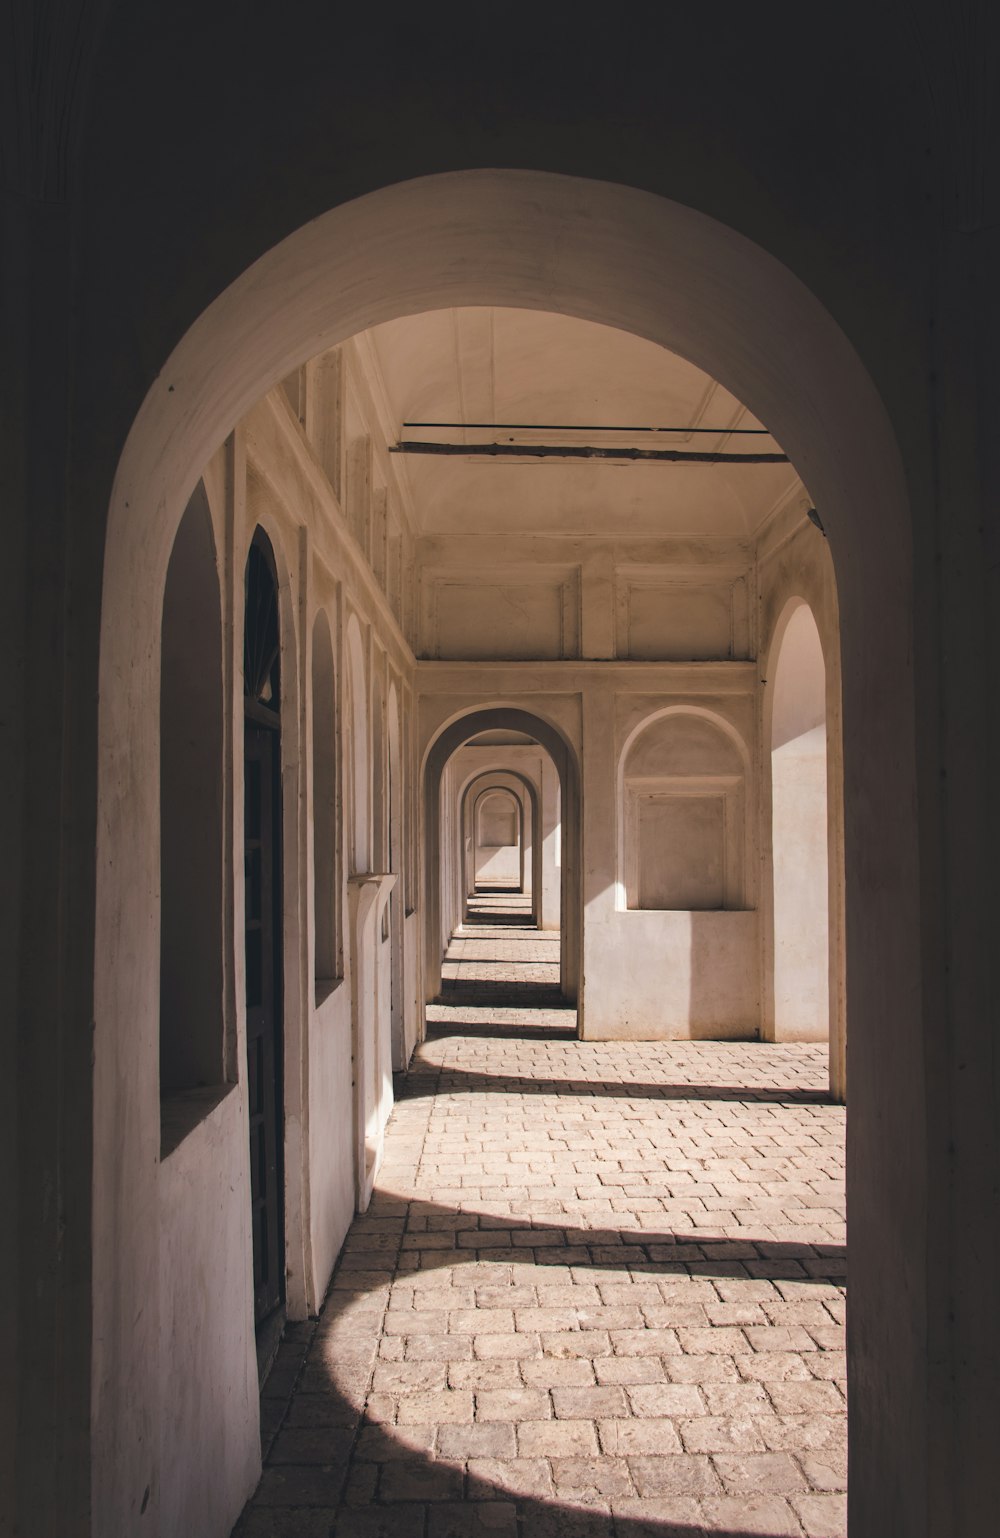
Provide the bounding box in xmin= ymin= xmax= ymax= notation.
xmin=390 ymin=440 xmax=789 ymax=464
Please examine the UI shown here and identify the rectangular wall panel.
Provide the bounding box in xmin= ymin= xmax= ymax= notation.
xmin=617 ymin=571 xmax=750 ymax=660
xmin=635 ymin=792 xmax=726 ymax=909
xmin=422 ymin=567 xmax=580 ymax=659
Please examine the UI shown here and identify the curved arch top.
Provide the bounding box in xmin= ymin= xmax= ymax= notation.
xmin=103 ymin=169 xmax=909 ymax=604
xmin=618 ymin=702 xmax=752 ymax=782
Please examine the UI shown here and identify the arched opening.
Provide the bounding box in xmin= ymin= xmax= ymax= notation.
xmin=159 ymin=480 xmax=226 ymax=1152
xmin=344 ymin=614 xmax=369 ymax=875
xmin=423 ymin=706 xmax=580 ymax=1022
xmin=92 ymin=172 xmax=914 ymax=1537
xmin=242 ymin=528 xmax=286 ymax=1360
xmin=387 ymin=683 xmax=406 ymax=1071
xmin=468 ymin=778 xmax=531 ymax=920
xmin=473 ymin=787 xmax=522 ymax=890
xmin=311 ymin=609 xmax=338 ymax=995
xmin=458 ymin=766 xmax=547 ymax=932
xmin=768 ymin=602 xmax=830 ymax=1041
xmin=371 ymin=664 xmax=386 ymax=872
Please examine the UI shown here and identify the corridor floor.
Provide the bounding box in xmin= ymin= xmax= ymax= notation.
xmin=236 ymin=917 xmax=846 ymax=1538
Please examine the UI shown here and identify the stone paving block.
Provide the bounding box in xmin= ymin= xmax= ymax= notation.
xmin=594 ymin=1358 xmax=667 ymax=1387
xmin=355 ymin=1423 xmax=436 ymax=1460
xmin=791 ymin=1490 xmax=848 ymax=1536
xmin=542 ymin=1330 xmax=612 ymax=1359
xmin=698 ymin=1495 xmax=804 ymax=1534
xmin=266 ymin=1427 xmax=356 ymax=1465
xmin=331 ymin=1502 xmax=428 ymax=1536
xmin=474 ymin=1331 xmax=541 ymax=1359
xmin=551 ymin=1385 xmax=629 ymax=1419
xmin=426 ymin=1502 xmax=519 ymax=1538
xmin=476 ymin=1387 xmax=551 ymax=1420
xmin=799 ymin=1447 xmax=848 ymax=1492
xmin=407 ymin=1334 xmax=473 ymax=1362
xmin=448 ymin=1361 xmax=524 ymax=1391
xmin=599 ymin=1418 xmax=685 ymax=1457
xmin=515 ymin=1507 xmax=614 ymax=1538
xmin=396 ymin=1389 xmax=473 ymax=1425
xmin=372 ymin=1362 xmax=448 ymax=1394
xmin=436 ymin=1422 xmax=518 ymax=1459
xmin=766 ymin=1380 xmax=845 ymax=1415
xmin=252 ymin=1464 xmax=349 ymax=1506
xmin=805 ymin=1347 xmax=847 ymax=1378
xmin=609 ymin=1495 xmax=705 ymax=1533
xmin=466 ymin=1456 xmax=555 ymax=1498
xmin=712 ymin=1451 xmax=809 ymax=1494
xmin=521 ymin=1357 xmax=596 ymax=1388
xmin=550 ymin=1455 xmax=634 ymax=1501
xmin=518 ymin=1418 xmax=600 ymax=1457
xmin=733 ymin=1351 xmax=812 ymax=1382
xmin=759 ymin=1414 xmax=844 ymax=1453
xmin=379 ymin=1457 xmax=465 ymax=1502
xmin=234 ymin=1508 xmax=341 ymax=1537
xmin=664 ymin=1354 xmax=739 ymax=1384
xmin=624 ymin=1382 xmax=705 ymax=1418
xmin=627 ymin=1454 xmax=720 ymax=1496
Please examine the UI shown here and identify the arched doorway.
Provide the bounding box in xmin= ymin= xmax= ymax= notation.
xmin=463 ymin=773 xmax=537 ymax=919
xmin=422 ymin=705 xmax=582 ymax=1012
xmin=242 ymin=529 xmax=286 ymax=1366
xmin=92 ymin=171 xmax=915 ymax=1535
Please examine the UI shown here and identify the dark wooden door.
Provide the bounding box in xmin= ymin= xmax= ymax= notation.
xmin=244 ymin=720 xmax=284 ymax=1328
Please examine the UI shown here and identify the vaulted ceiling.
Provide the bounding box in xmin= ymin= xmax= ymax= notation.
xmin=359 ymin=307 xmax=801 ymax=540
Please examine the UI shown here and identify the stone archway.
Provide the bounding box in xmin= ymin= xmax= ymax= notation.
xmin=421 ymin=704 xmax=582 ymax=1012
xmin=93 ymin=170 xmax=916 ymax=1535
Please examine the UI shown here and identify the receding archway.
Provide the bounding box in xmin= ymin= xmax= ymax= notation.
xmin=422 ymin=706 xmax=581 ymax=1014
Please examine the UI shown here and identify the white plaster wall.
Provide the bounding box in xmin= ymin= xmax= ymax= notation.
xmin=584 ymin=909 xmax=760 ymax=1039
xmin=158 ymin=1089 xmax=259 ymax=1538
xmin=540 ymin=755 xmax=561 ymax=931
xmin=306 ymin=982 xmax=354 ymax=1305
xmin=772 ymin=725 xmax=829 ymax=1039
xmin=402 ymin=912 xmax=422 ymax=1063
xmin=145 ymin=368 xmax=424 ymax=1532
xmin=756 ymin=513 xmax=844 ymax=1084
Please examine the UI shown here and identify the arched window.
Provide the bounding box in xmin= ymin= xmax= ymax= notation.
xmin=312 ymin=611 xmax=338 ymax=988
xmin=159 ymin=483 xmax=225 ymax=1141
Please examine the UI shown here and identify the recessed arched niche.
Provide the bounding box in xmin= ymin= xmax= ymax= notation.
xmin=159 ymin=481 xmax=225 ymax=1137
xmin=312 ymin=609 xmax=339 ymax=988
xmin=622 ymin=711 xmax=747 ymax=911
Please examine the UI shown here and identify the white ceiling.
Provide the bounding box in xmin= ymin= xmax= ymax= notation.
xmin=360 ymin=307 xmax=800 ymax=539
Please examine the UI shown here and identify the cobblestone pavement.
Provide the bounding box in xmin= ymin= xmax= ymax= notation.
xmin=439 ymin=896 xmax=566 ymax=1012
xmin=236 ymin=913 xmax=846 ymax=1538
